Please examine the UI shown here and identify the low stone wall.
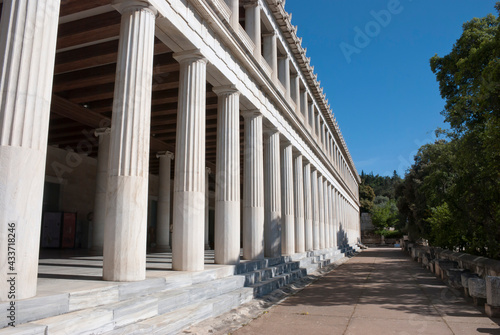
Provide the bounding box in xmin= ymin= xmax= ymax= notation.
xmin=403 ymin=242 xmax=500 ymax=318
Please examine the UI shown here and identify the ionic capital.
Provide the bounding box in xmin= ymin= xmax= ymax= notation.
xmin=212 ymin=85 xmax=240 ymax=97
xmin=173 ymin=49 xmax=208 ymax=65
xmin=241 ymin=109 xmax=261 ymax=119
xmin=156 ymin=151 xmax=174 ymax=160
xmin=94 ymin=128 xmax=111 ymax=137
xmin=112 ymin=0 xmax=158 ymax=16
xmin=243 ymin=0 xmax=259 ymax=9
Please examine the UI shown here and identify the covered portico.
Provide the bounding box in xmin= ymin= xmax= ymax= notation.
xmin=0 ymin=0 xmax=361 ymax=304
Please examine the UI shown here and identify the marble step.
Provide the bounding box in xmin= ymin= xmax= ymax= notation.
xmin=234 ymin=256 xmax=293 ymax=275
xmin=250 ymin=268 xmax=308 ymax=297
xmin=243 ymin=261 xmax=301 ymax=286
xmin=0 ymin=275 xmax=247 ymax=335
xmin=0 ymin=266 xmax=235 ymax=329
xmin=102 ymin=287 xmax=254 ymax=335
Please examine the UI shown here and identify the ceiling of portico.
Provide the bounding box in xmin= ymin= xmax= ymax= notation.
xmin=10 ymin=0 xmax=245 ymax=176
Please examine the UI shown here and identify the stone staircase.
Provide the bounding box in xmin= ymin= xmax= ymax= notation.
xmin=236 ymin=256 xmax=307 ymax=297
xmin=0 ymin=267 xmax=253 ymax=335
xmin=1 ymin=246 xmax=359 ymax=335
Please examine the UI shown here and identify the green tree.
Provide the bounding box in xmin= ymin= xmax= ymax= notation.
xmin=399 ymin=4 xmax=500 ymax=258
xmin=359 ymin=183 xmax=375 ymax=213
xmin=371 ymin=198 xmax=399 ymax=231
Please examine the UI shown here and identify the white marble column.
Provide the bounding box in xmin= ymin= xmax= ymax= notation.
xmin=301 ymin=90 xmax=308 ymax=123
xmin=225 ymin=0 xmax=239 ymax=29
xmin=280 ymin=140 xmax=295 ymax=256
xmin=311 ymin=169 xmax=320 ymax=250
xmin=293 ymin=154 xmax=305 ymax=253
xmin=303 ymin=163 xmax=313 ymax=251
xmin=242 ymin=111 xmax=264 ymax=260
xmin=156 ymin=151 xmax=174 ymax=252
xmin=278 ymin=56 xmax=291 ymax=98
xmin=245 ymin=1 xmax=261 ymax=58
xmin=263 ymin=32 xmax=278 ymax=81
xmin=309 ymin=103 xmax=315 ymax=133
xmin=172 ymin=50 xmax=208 ymax=271
xmin=264 ymin=128 xmax=282 ymax=258
xmin=92 ymin=128 xmax=111 ymax=252
xmin=330 ymin=185 xmax=337 ymax=249
xmin=292 ymin=75 xmax=300 ymax=109
xmin=214 ymin=86 xmax=241 ymax=265
xmin=103 ymin=1 xmax=156 ymax=281
xmin=317 ymin=174 xmax=325 ymax=249
xmin=205 ymin=167 xmax=211 ymax=250
xmin=323 ymin=180 xmax=330 ymax=249
xmin=0 ymin=0 xmax=60 ymax=301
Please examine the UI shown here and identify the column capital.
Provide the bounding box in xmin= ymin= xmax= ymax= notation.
xmin=292 ymin=148 xmax=302 ymax=158
xmin=263 ymin=126 xmax=279 ymax=136
xmin=241 ymin=109 xmax=261 ymax=119
xmin=112 ymin=0 xmax=158 ymax=16
xmin=95 ymin=128 xmax=111 ymax=137
xmin=280 ymin=137 xmax=292 ymax=147
xmin=212 ymin=85 xmax=240 ymax=96
xmin=173 ymin=49 xmax=208 ymax=64
xmin=243 ymin=0 xmax=259 ymax=9
xmin=156 ymin=151 xmax=174 ymax=160
xmin=262 ymin=32 xmax=277 ymax=38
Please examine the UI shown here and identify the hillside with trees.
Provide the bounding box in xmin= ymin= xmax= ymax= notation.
xmin=359 ymin=171 xmax=403 ymax=238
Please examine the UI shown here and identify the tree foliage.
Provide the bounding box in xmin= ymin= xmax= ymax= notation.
xmin=398 ymin=4 xmax=500 ymax=259
xmin=359 ymin=171 xmax=403 ymax=233
xmin=359 ymin=183 xmax=375 ymax=213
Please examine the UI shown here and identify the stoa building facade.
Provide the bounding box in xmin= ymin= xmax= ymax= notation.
xmin=0 ymin=0 xmax=361 ymax=302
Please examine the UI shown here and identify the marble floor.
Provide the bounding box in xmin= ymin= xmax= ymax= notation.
xmin=35 ymin=248 xmax=226 ymax=298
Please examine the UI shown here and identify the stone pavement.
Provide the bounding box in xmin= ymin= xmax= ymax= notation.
xmin=233 ymin=248 xmax=500 ymax=335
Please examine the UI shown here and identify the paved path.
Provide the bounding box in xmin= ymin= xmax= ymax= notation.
xmin=233 ymin=248 xmax=500 ymax=335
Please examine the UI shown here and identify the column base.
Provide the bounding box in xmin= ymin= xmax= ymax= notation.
xmin=485 ymin=303 xmax=500 ymax=318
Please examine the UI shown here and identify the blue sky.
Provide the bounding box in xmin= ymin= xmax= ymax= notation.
xmin=284 ymin=0 xmax=498 ymax=177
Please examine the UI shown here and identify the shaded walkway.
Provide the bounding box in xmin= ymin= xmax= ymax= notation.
xmin=234 ymin=248 xmax=500 ymax=335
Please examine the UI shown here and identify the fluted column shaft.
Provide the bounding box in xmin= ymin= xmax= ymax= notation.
xmin=317 ymin=174 xmax=325 ymax=249
xmin=156 ymin=151 xmax=174 ymax=251
xmin=245 ymin=2 xmax=261 ymax=58
xmin=205 ymin=167 xmax=211 ymax=249
xmin=92 ymin=128 xmax=111 ymax=251
xmin=293 ymin=154 xmax=305 ymax=253
xmin=311 ymin=169 xmax=320 ymax=250
xmin=242 ymin=111 xmax=264 ymax=260
xmin=303 ymin=163 xmax=313 ymax=251
xmin=214 ymin=86 xmax=241 ymax=265
xmin=172 ymin=50 xmax=208 ymax=271
xmin=281 ymin=141 xmax=295 ymax=256
xmin=324 ymin=180 xmax=331 ymax=248
xmin=0 ymin=0 xmax=60 ymax=301
xmin=264 ymin=129 xmax=282 ymax=257
xmin=330 ymin=185 xmax=337 ymax=249
xmin=103 ymin=2 xmax=156 ymax=281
